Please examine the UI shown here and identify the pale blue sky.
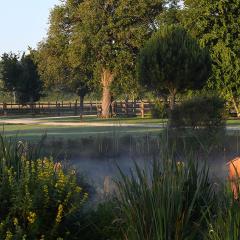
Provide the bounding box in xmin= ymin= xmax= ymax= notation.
xmin=0 ymin=0 xmax=59 ymax=55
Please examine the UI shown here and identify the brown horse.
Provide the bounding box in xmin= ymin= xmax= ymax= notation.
xmin=228 ymin=157 xmax=240 ymax=199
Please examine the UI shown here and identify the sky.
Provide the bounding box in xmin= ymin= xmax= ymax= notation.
xmin=0 ymin=0 xmax=59 ymax=55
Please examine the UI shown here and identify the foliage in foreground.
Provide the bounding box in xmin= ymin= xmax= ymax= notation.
xmin=0 ymin=136 xmax=87 ymax=239
xmin=116 ymin=152 xmax=215 ymax=240
xmin=114 ymin=133 xmax=240 ymax=240
xmin=78 ymin=201 xmax=121 ymax=240
xmin=2 ymin=133 xmax=240 ymax=239
xmin=207 ymin=184 xmax=240 ymax=240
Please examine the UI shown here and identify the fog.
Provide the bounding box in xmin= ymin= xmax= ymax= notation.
xmin=42 ymin=132 xmax=240 ymax=194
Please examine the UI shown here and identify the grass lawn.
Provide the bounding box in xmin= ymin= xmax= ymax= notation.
xmin=0 ymin=123 xmax=163 ymax=141
xmin=0 ymin=115 xmax=167 ymax=124
xmin=1 ymin=115 xmax=239 ymax=125
xmin=226 ymin=119 xmax=240 ymax=126
xmin=39 ymin=116 xmax=167 ymax=124
xmin=0 ymin=116 xmax=240 ymax=141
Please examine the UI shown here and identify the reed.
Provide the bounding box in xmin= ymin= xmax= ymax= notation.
xmin=116 ymin=138 xmax=216 ymax=240
xmin=207 ymin=183 xmax=240 ymax=240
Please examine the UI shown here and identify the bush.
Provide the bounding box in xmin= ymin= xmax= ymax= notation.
xmin=0 ymin=136 xmax=88 ymax=239
xmin=169 ymin=95 xmax=226 ymax=130
xmin=151 ymin=100 xmax=168 ymax=119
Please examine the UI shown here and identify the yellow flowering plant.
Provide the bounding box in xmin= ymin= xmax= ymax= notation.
xmin=0 ymin=136 xmax=88 ymax=239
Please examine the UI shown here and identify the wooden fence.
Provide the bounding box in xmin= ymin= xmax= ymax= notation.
xmin=0 ymin=100 xmax=155 ymax=117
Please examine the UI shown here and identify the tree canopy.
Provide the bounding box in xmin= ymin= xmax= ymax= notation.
xmin=138 ymin=26 xmax=211 ymax=109
xmin=0 ymin=53 xmax=21 ymax=102
xmin=37 ymin=0 xmax=164 ymax=117
xmin=36 ymin=1 xmax=88 ymax=108
xmin=182 ymin=0 xmax=240 ymax=116
xmin=0 ymin=52 xmax=42 ymax=103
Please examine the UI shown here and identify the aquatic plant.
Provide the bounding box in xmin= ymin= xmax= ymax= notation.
xmin=116 ymin=141 xmax=216 ymax=240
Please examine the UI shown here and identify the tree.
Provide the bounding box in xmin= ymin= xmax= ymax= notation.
xmin=0 ymin=53 xmax=21 ymax=102
xmin=182 ymin=0 xmax=240 ymax=116
xmin=68 ymin=0 xmax=164 ymax=117
xmin=0 ymin=52 xmax=42 ymax=103
xmin=158 ymin=0 xmax=182 ymax=26
xmin=19 ymin=53 xmax=43 ymax=103
xmin=36 ymin=0 xmax=91 ymax=115
xmin=138 ymin=26 xmax=211 ymax=109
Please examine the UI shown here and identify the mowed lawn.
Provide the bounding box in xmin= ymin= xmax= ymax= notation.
xmin=40 ymin=116 xmax=167 ymax=124
xmin=0 ymin=123 xmax=164 ymax=141
xmin=0 ymin=116 xmax=240 ymax=141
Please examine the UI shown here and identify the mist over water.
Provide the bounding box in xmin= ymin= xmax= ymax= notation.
xmin=42 ymin=131 xmax=240 ymax=193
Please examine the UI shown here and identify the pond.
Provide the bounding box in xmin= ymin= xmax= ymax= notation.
xmin=40 ymin=129 xmax=240 ymax=194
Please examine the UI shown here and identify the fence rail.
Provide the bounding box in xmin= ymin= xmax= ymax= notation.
xmin=0 ymin=100 xmax=238 ymax=118
xmin=0 ymin=100 xmax=155 ymax=117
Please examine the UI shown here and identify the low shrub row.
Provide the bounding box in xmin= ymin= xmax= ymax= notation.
xmin=152 ymin=95 xmax=226 ymax=132
xmin=169 ymin=95 xmax=226 ymax=130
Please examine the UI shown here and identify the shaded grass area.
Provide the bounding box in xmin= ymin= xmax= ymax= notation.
xmin=0 ymin=116 xmax=240 ymax=141
xmin=0 ymin=124 xmax=163 ymax=141
xmin=43 ymin=117 xmax=240 ymax=128
xmin=1 ymin=115 xmax=240 ymax=125
xmin=0 ymin=115 xmax=167 ymax=124
xmin=0 ymin=116 xmax=166 ymax=140
xmin=41 ymin=116 xmax=167 ymax=124
xmin=226 ymin=119 xmax=240 ymax=125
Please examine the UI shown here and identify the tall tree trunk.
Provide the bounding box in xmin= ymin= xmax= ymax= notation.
xmin=79 ymin=95 xmax=84 ymax=118
xmin=101 ymin=69 xmax=114 ymax=118
xmin=231 ymin=94 xmax=240 ymax=117
xmin=12 ymin=90 xmax=17 ymax=104
xmin=169 ymin=90 xmax=176 ymax=110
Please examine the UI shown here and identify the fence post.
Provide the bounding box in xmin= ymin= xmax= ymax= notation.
xmin=141 ymin=101 xmax=145 ymax=118
xmin=31 ymin=103 xmax=34 ymax=116
xmin=48 ymin=102 xmax=50 ymax=114
xmin=112 ymin=100 xmax=116 ymax=116
xmin=74 ymin=100 xmax=78 ymax=116
xmin=96 ymin=100 xmax=102 ymax=117
xmin=3 ymin=102 xmax=7 ymax=116
xmin=124 ymin=99 xmax=128 ymax=117
xmin=133 ymin=99 xmax=136 ymax=115
xmin=58 ymin=103 xmax=61 ymax=116
xmin=55 ymin=101 xmax=57 ymax=116
xmin=90 ymin=100 xmax=93 ymax=113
